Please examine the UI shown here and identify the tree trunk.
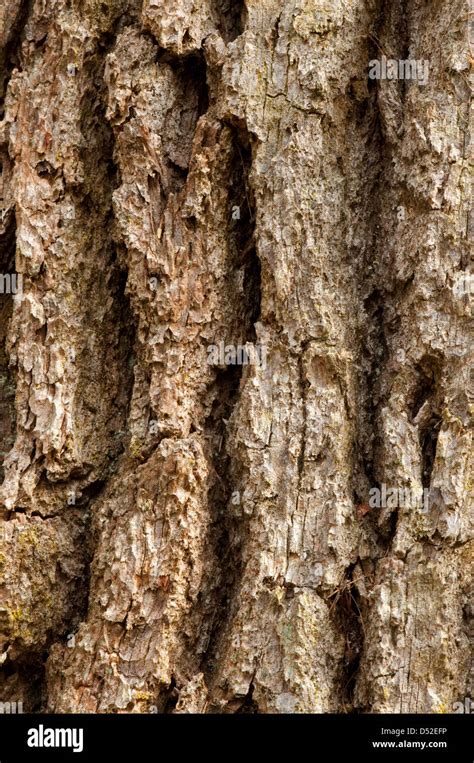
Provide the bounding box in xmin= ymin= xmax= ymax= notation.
xmin=0 ymin=0 xmax=471 ymax=714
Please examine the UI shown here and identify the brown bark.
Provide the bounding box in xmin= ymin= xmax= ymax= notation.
xmin=0 ymin=0 xmax=472 ymax=713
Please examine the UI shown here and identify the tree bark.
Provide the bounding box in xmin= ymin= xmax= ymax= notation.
xmin=0 ymin=0 xmax=471 ymax=713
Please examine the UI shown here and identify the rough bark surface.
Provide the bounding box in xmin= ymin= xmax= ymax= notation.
xmin=0 ymin=0 xmax=472 ymax=713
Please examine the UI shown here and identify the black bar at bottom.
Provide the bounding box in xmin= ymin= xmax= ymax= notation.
xmin=0 ymin=713 xmax=471 ymax=761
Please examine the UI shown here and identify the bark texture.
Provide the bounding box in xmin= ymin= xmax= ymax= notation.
xmin=0 ymin=0 xmax=472 ymax=713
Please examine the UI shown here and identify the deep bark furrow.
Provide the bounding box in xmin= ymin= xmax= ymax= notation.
xmin=0 ymin=215 xmax=16 ymax=482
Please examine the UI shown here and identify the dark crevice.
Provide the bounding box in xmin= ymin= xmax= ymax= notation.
xmin=419 ymin=414 xmax=442 ymax=490
xmin=382 ymin=506 xmax=400 ymax=549
xmin=352 ymin=0 xmax=414 ymax=566
xmin=409 ymin=358 xmax=442 ymax=490
xmin=198 ymin=123 xmax=261 ymax=699
xmin=236 ymin=679 xmax=259 ymax=713
xmin=330 ymin=564 xmax=365 ymax=713
xmin=188 ymin=53 xmax=209 ymax=119
xmin=94 ymin=256 xmax=136 ymax=468
xmin=163 ymin=676 xmax=179 ymax=713
xmin=94 ymin=2 xmax=142 ymax=48
xmin=211 ymin=0 xmax=247 ymax=43
xmin=67 ymin=17 xmax=137 ymax=613
xmin=154 ymin=48 xmax=209 ymax=121
xmin=0 ymin=652 xmax=44 ymax=712
xmin=462 ymin=599 xmax=474 ymax=701
xmin=0 ymin=214 xmax=17 ymax=484
xmin=198 ymin=364 xmax=243 ymax=679
xmin=0 ymin=0 xmax=21 ymax=487
xmin=410 ymin=364 xmax=437 ymax=420
xmin=41 ymin=510 xmax=94 ymax=713
xmin=167 ymin=159 xmax=189 ymax=193
xmin=78 ymin=478 xmax=107 ymax=504
xmin=358 ymin=289 xmax=386 ymax=495
xmin=145 ymin=52 xmax=208 ymax=222
xmin=348 ymin=12 xmax=387 ymax=525
xmin=227 ymin=125 xmax=261 ymax=340
xmin=172 ymin=54 xmax=209 ymax=186
xmin=76 ymin=34 xmax=137 ymax=480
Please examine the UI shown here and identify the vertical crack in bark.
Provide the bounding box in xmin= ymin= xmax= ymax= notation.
xmin=330 ymin=563 xmax=365 ymax=713
xmin=410 ymin=358 xmax=443 ymax=490
xmin=344 ymin=10 xmax=388 ymax=707
xmin=348 ymin=3 xmax=402 ymax=706
xmin=228 ymin=125 xmax=261 ymax=337
xmin=76 ymin=26 xmax=137 ymax=477
xmin=0 ymin=215 xmax=16 ymax=483
xmin=357 ymin=288 xmax=386 ymax=498
xmin=462 ymin=595 xmax=474 ymax=702
xmin=200 ymin=365 xmax=242 ymax=678
xmin=200 ymin=123 xmax=261 ymax=707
